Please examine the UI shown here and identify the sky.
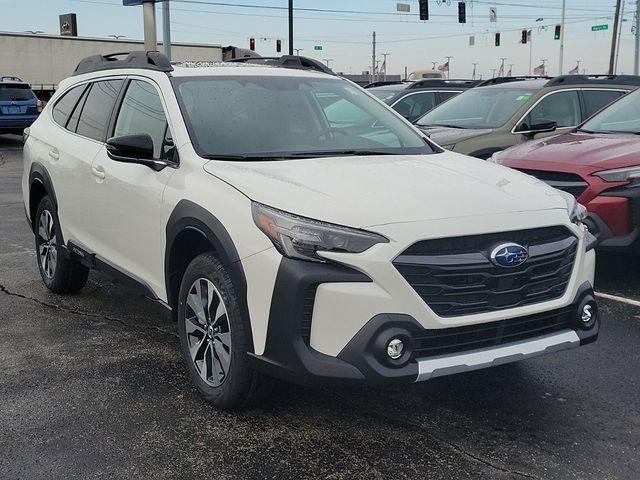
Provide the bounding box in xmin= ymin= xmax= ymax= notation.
xmin=0 ymin=0 xmax=637 ymax=79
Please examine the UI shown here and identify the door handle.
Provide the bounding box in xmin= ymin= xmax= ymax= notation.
xmin=92 ymin=165 xmax=106 ymax=180
xmin=48 ymin=149 xmax=59 ymax=160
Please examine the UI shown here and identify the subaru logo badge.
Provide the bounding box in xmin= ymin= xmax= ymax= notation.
xmin=490 ymin=243 xmax=529 ymax=268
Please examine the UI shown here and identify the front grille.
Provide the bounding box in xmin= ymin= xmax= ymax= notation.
xmin=394 ymin=226 xmax=578 ymax=317
xmin=516 ymin=168 xmax=588 ymax=198
xmin=300 ymin=285 xmax=318 ymax=345
xmin=412 ymin=306 xmax=574 ymax=359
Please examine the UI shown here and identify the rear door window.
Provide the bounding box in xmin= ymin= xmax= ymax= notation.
xmin=582 ymin=89 xmax=625 ymax=118
xmin=393 ymin=92 xmax=437 ymax=122
xmin=52 ymin=85 xmax=86 ymax=128
xmin=518 ymin=90 xmax=581 ymax=130
xmin=76 ymin=80 xmax=123 ymax=142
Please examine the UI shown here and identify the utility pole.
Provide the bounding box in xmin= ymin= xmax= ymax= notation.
xmin=499 ymin=57 xmax=507 ymax=76
xmin=491 ymin=68 xmax=497 ymax=78
xmin=288 ymin=0 xmax=294 ymax=55
xmin=541 ymin=58 xmax=548 ymax=76
xmin=508 ymin=63 xmax=514 ymax=76
xmin=472 ymin=62 xmax=478 ymax=80
xmin=162 ymin=0 xmax=171 ymax=60
xmin=404 ymin=66 xmax=408 ymax=80
xmin=615 ymin=0 xmax=626 ymax=73
xmin=381 ymin=53 xmax=390 ymax=81
xmin=445 ymin=55 xmax=453 ymax=79
xmin=559 ymin=0 xmax=566 ymax=74
xmin=610 ymin=0 xmax=623 ymax=74
xmin=635 ymin=0 xmax=640 ymax=74
xmin=142 ymin=1 xmax=157 ymax=51
xmin=371 ymin=31 xmax=377 ymax=83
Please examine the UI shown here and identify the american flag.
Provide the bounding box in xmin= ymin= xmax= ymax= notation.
xmin=533 ymin=63 xmax=545 ymax=76
xmin=569 ymin=64 xmax=579 ymax=75
xmin=438 ymin=61 xmax=449 ymax=72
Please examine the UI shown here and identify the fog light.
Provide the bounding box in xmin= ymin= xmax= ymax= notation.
xmin=387 ymin=338 xmax=404 ymax=359
xmin=581 ymin=304 xmax=594 ymax=324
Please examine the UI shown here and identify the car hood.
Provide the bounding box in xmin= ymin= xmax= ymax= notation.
xmin=416 ymin=125 xmax=494 ymax=146
xmin=203 ymin=152 xmax=568 ymax=228
xmin=496 ymin=131 xmax=640 ymax=172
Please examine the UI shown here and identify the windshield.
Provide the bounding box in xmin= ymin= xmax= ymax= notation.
xmin=0 ymin=84 xmax=35 ymax=101
xmin=172 ymin=75 xmax=435 ymax=159
xmin=581 ymin=90 xmax=639 ymax=133
xmin=368 ymin=88 xmax=403 ymax=104
xmin=416 ymin=87 xmax=535 ymax=129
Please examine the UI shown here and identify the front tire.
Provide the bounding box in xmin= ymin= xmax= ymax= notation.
xmin=177 ymin=252 xmax=271 ymax=410
xmin=34 ymin=196 xmax=89 ymax=294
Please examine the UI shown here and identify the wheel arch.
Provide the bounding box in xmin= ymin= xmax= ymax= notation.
xmin=165 ymin=200 xmax=253 ymax=351
xmin=28 ymin=163 xmax=58 ymax=233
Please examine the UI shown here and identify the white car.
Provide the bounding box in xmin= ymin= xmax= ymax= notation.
xmin=22 ymin=52 xmax=599 ymax=409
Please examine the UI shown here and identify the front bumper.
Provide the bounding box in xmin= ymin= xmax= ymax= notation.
xmin=585 ymin=186 xmax=640 ymax=252
xmin=248 ymin=256 xmax=599 ymax=386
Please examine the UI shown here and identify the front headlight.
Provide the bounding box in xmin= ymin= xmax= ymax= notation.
xmin=594 ymin=165 xmax=640 ymax=184
xmin=559 ymin=190 xmax=588 ymax=225
xmin=252 ymin=202 xmax=389 ymax=263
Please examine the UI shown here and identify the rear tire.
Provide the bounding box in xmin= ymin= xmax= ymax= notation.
xmin=34 ymin=196 xmax=89 ymax=294
xmin=177 ymin=252 xmax=272 ymax=410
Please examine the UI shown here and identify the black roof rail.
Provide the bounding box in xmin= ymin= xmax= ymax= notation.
xmin=476 ymin=76 xmax=552 ymax=87
xmin=545 ymin=74 xmax=640 ymax=87
xmin=73 ymin=51 xmax=173 ymax=76
xmin=409 ymin=79 xmax=480 ymax=89
xmin=363 ymin=80 xmax=408 ymax=89
xmin=227 ymin=55 xmax=336 ymax=75
xmin=1 ymin=76 xmax=24 ymax=83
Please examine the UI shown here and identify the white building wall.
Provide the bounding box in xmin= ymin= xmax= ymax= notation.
xmin=0 ymin=32 xmax=223 ymax=89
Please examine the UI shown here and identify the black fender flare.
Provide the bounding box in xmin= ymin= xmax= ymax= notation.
xmin=165 ymin=200 xmax=253 ymax=351
xmin=28 ymin=162 xmax=59 ymax=232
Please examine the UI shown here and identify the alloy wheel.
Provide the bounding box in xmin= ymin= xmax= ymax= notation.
xmin=184 ymin=278 xmax=232 ymax=387
xmin=37 ymin=210 xmax=57 ymax=279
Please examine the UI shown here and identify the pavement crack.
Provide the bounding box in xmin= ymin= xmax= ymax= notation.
xmin=331 ymin=392 xmax=543 ymax=480
xmin=0 ymin=283 xmax=178 ymax=338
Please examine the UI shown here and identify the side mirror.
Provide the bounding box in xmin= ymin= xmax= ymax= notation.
xmin=106 ymin=134 xmax=168 ymax=171
xmin=519 ymin=118 xmax=557 ymax=137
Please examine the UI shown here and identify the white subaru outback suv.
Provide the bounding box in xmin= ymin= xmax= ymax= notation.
xmin=22 ymin=52 xmax=599 ymax=409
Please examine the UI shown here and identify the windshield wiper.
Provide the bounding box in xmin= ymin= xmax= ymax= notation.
xmin=286 ymin=150 xmax=397 ymax=158
xmin=201 ymin=154 xmax=287 ymax=161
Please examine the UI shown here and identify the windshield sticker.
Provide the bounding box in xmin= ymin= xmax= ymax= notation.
xmin=516 ymin=94 xmax=532 ymax=101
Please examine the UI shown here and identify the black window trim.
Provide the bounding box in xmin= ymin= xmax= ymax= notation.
xmin=578 ymin=88 xmax=628 ymax=119
xmin=108 ymin=76 xmax=179 ymax=166
xmin=50 ymin=82 xmax=89 ymax=130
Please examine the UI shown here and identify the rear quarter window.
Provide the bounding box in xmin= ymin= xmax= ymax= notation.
xmin=52 ymin=85 xmax=86 ymax=128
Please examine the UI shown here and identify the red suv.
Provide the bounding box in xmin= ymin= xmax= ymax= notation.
xmin=494 ymin=89 xmax=640 ymax=252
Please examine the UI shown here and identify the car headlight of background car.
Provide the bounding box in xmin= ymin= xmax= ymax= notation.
xmin=594 ymin=165 xmax=640 ymax=185
xmin=559 ymin=190 xmax=588 ymax=225
xmin=252 ymin=202 xmax=389 ymax=263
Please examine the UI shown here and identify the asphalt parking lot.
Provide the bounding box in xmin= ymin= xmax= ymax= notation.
xmin=1 ymin=135 xmax=639 ymax=480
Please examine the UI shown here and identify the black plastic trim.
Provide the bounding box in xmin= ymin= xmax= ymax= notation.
xmin=469 ymin=147 xmax=503 ymax=160
xmin=248 ymin=257 xmax=371 ymax=386
xmin=73 ymin=51 xmax=173 ymax=76
xmin=28 ymin=163 xmax=58 ymax=234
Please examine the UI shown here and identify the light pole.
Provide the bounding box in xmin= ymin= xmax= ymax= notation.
xmin=541 ymin=58 xmax=548 ymax=76
xmin=559 ymin=0 xmax=566 ymax=74
xmin=445 ymin=55 xmax=453 ymax=79
xmin=142 ymin=1 xmax=157 ymax=51
xmin=323 ymin=58 xmax=334 ymax=68
xmin=294 ymin=48 xmax=304 ymax=55
xmin=499 ymin=57 xmax=507 ymax=77
xmin=108 ymin=34 xmax=126 ymax=39
xmin=162 ymin=0 xmax=172 ymax=60
xmin=288 ymin=0 xmax=294 ymax=55
xmin=472 ymin=62 xmax=478 ymax=80
xmin=24 ymin=30 xmax=44 ymax=34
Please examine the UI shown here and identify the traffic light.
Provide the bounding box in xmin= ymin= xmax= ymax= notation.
xmin=249 ymin=37 xmax=256 ymax=51
xmin=495 ymin=32 xmax=501 ymax=46
xmin=458 ymin=2 xmax=466 ymax=23
xmin=554 ymin=24 xmax=561 ymax=40
xmin=276 ymin=39 xmax=282 ymax=53
xmin=419 ymin=0 xmax=429 ymax=20
xmin=522 ymin=29 xmax=528 ymax=44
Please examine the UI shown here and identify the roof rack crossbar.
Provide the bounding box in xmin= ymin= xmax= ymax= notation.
xmin=72 ymin=51 xmax=174 ymax=76
xmin=409 ymin=79 xmax=480 ymax=89
xmin=227 ymin=55 xmax=335 ymax=75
